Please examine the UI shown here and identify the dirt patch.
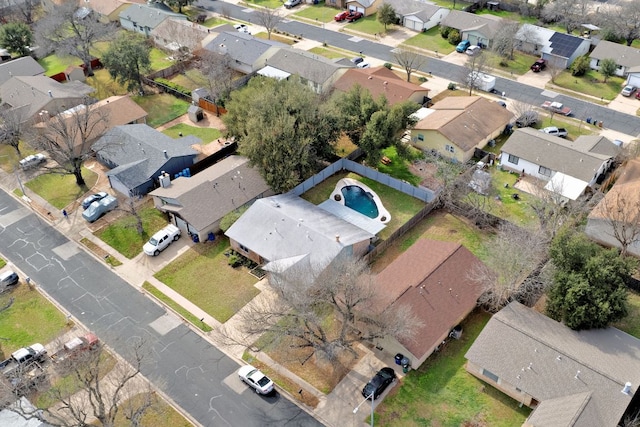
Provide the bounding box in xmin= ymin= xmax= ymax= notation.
xmin=408 ymin=159 xmax=443 ymax=192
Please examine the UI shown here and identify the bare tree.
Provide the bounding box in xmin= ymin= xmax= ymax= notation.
xmin=221 ymin=257 xmax=420 ymax=363
xmin=600 ymin=0 xmax=640 ymax=46
xmin=198 ymin=50 xmax=235 ymax=104
xmin=0 ymin=0 xmax=40 ymax=24
xmin=0 ymin=108 xmax=28 ymax=157
xmin=542 ymin=0 xmax=590 ymax=34
xmin=463 ymin=52 xmax=489 ymax=95
xmin=254 ymin=8 xmax=283 ymax=40
xmin=392 ymin=48 xmax=427 ymax=82
xmin=31 ymin=99 xmax=110 ymax=188
xmin=115 ymin=195 xmax=145 ymax=236
xmin=492 ymin=22 xmax=521 ymax=61
xmin=593 ymin=189 xmax=640 ymax=256
xmin=34 ymin=0 xmax=115 ymax=76
xmin=511 ymin=100 xmax=539 ymax=127
xmin=469 ymin=223 xmax=548 ymax=312
xmin=546 ymin=59 xmax=563 ymax=84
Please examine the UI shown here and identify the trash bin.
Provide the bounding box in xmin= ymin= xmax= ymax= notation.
xmin=586 ymin=117 xmax=592 ymax=124
xmin=401 ymin=357 xmax=411 ymax=373
xmin=394 ymin=353 xmax=404 ymax=366
xmin=192 ymin=234 xmax=200 ymax=243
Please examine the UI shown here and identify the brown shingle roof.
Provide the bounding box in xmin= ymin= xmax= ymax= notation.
xmin=589 ymin=158 xmax=640 ymax=221
xmin=375 ymin=239 xmax=483 ymax=360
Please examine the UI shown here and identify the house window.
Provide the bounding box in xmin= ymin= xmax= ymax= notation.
xmin=239 ymin=244 xmax=249 ymax=253
xmin=482 ymin=369 xmax=499 ymax=383
xmin=445 ymin=144 xmax=455 ymax=153
xmin=539 ymin=165 xmax=552 ymax=177
xmin=417 ymin=134 xmax=424 ymax=141
xmin=508 ymin=154 xmax=519 ymax=165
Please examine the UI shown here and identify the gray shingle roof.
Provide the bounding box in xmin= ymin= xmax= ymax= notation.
xmin=441 ymin=10 xmax=504 ymax=39
xmin=149 ymin=155 xmax=270 ymax=231
xmin=500 ymin=128 xmax=618 ymax=182
xmin=264 ymin=49 xmax=349 ymax=85
xmin=203 ymin=31 xmax=287 ymax=68
xmin=465 ymin=302 xmax=640 ymax=427
xmin=0 ymin=57 xmax=45 ymax=86
xmin=119 ymin=3 xmax=186 ymax=29
xmin=224 ymin=193 xmax=374 ymax=270
xmin=383 ymin=0 xmax=443 ymax=21
xmin=590 ymin=41 xmax=640 ymax=68
xmin=94 ymin=124 xmax=199 ymax=189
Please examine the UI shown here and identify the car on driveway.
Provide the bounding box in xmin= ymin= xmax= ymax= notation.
xmin=357 ymin=61 xmax=370 ymax=69
xmin=238 ymin=365 xmax=274 ymax=395
xmin=81 ymin=192 xmax=108 ymax=210
xmin=143 ymin=224 xmax=181 ymax=256
xmin=622 ymin=85 xmax=637 ymax=97
xmin=283 ymin=0 xmax=301 ymax=8
xmin=362 ymin=367 xmax=396 ymax=399
xmin=234 ymin=24 xmax=250 ymax=34
xmin=456 ymin=40 xmax=471 ymax=53
xmin=465 ymin=45 xmax=481 ymax=56
xmin=346 ymin=11 xmax=363 ymax=22
xmin=351 ymin=56 xmax=364 ymax=65
xmin=334 ymin=10 xmax=351 ymax=21
xmin=82 ymin=195 xmax=118 ymax=223
xmin=530 ymin=58 xmax=546 ymax=72
xmin=19 ymin=153 xmax=46 ymax=170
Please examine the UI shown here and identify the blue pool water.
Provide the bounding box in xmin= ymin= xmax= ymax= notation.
xmin=341 ymin=186 xmax=379 ymax=219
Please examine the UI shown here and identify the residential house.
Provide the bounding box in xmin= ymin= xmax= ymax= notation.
xmin=440 ymin=10 xmax=505 ymax=48
xmin=345 ymin=0 xmax=381 ymax=16
xmin=516 ymin=24 xmax=590 ymax=69
xmin=409 ymin=96 xmax=513 ymax=162
xmin=0 ymin=397 xmax=52 ymax=427
xmin=93 ymin=124 xmax=199 ymax=196
xmin=626 ymin=66 xmax=640 ymax=87
xmin=149 ymin=155 xmax=272 ymax=241
xmin=585 ymin=158 xmax=640 ymax=257
xmin=118 ymin=3 xmax=187 ymax=37
xmin=0 ymin=75 xmax=94 ymax=124
xmin=332 ymin=66 xmax=430 ymax=106
xmin=465 ymin=301 xmax=640 ymax=427
xmin=225 ymin=193 xmax=376 ymax=276
xmin=374 ymin=239 xmax=483 ymax=369
xmin=202 ymin=31 xmax=287 ymax=74
xmin=385 ymin=0 xmax=449 ymax=32
xmin=257 ymin=49 xmax=353 ymax=94
xmin=152 ymin=18 xmax=210 ymax=53
xmin=33 ymin=95 xmax=148 ymax=152
xmin=79 ymin=0 xmax=144 ymax=22
xmin=0 ymin=57 xmax=45 ymax=86
xmin=590 ymin=40 xmax=640 ymax=78
xmin=500 ymin=128 xmax=620 ymax=201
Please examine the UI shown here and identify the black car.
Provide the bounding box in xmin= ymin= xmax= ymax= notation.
xmin=362 ymin=367 xmax=396 ymax=399
xmin=351 ymin=56 xmax=364 ymax=65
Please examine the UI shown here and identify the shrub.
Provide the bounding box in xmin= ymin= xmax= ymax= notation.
xmin=418 ymin=76 xmax=427 ymax=83
xmin=228 ymin=254 xmax=241 ymax=268
xmin=570 ymin=55 xmax=589 ymax=77
xmin=155 ymin=78 xmax=191 ymax=97
xmin=383 ymin=62 xmax=392 ymax=69
xmin=447 ymin=82 xmax=457 ymax=90
xmin=447 ymin=29 xmax=461 ymax=45
xmin=440 ymin=26 xmax=451 ymax=39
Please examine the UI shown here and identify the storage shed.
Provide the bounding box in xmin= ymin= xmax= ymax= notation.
xmin=188 ymin=105 xmax=204 ymax=123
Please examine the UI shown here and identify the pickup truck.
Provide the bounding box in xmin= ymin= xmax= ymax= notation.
xmin=540 ymin=126 xmax=568 ymax=138
xmin=0 ymin=343 xmax=47 ymax=374
xmin=51 ymin=333 xmax=100 ymax=364
xmin=143 ymin=224 xmax=181 ymax=256
xmin=541 ymin=101 xmax=572 ymax=116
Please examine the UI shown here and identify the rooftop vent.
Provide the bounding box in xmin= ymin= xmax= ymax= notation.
xmin=622 ymin=382 xmax=632 ymax=395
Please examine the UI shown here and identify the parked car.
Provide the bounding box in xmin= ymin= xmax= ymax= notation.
xmin=357 ymin=61 xmax=370 ymax=69
xmin=81 ymin=192 xmax=108 ymax=210
xmin=334 ymin=10 xmax=351 ymax=21
xmin=0 ymin=270 xmax=19 ymax=288
xmin=636 ymin=91 xmax=640 ymax=100
xmin=233 ymin=24 xmax=250 ymax=34
xmin=622 ymin=85 xmax=637 ymax=97
xmin=350 ymin=56 xmax=364 ymax=65
xmin=362 ymin=367 xmax=396 ymax=399
xmin=456 ymin=40 xmax=471 ymax=53
xmin=19 ymin=153 xmax=46 ymax=170
xmin=530 ymin=58 xmax=546 ymax=72
xmin=541 ymin=101 xmax=572 ymax=116
xmin=238 ymin=364 xmax=274 ymax=395
xmin=283 ymin=0 xmax=301 ymax=8
xmin=82 ymin=195 xmax=118 ymax=223
xmin=346 ymin=11 xmax=363 ymax=22
xmin=465 ymin=45 xmax=481 ymax=56
xmin=1 ymin=343 xmax=47 ymax=375
xmin=540 ymin=126 xmax=568 ymax=138
xmin=143 ymin=224 xmax=181 ymax=256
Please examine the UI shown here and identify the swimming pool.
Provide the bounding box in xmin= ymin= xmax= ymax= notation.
xmin=330 ymin=178 xmax=391 ymax=224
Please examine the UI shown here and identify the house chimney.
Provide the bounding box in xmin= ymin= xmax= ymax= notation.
xmin=622 ymin=382 xmax=632 ymax=395
xmin=163 ymin=149 xmax=168 ymax=159
xmin=158 ymin=171 xmax=171 ymax=188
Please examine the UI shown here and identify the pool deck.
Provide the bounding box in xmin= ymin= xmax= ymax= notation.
xmin=330 ymin=178 xmax=391 ymax=225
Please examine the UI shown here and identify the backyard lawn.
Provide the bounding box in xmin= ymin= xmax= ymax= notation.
xmin=0 ymin=283 xmax=70 ymax=356
xmin=95 ymin=204 xmax=168 ymax=259
xmin=169 ymin=69 xmax=209 ymax=91
xmin=132 ymin=93 xmax=190 ymax=128
xmin=162 ymin=124 xmax=221 ymax=144
xmin=154 ymin=237 xmax=260 ymax=323
xmin=551 ymin=69 xmax=625 ymax=101
xmin=149 ymin=47 xmax=177 ymax=71
xmin=614 ymin=291 xmax=640 ymax=339
xmin=402 ymin=26 xmax=455 ymax=55
xmin=377 ymin=146 xmax=422 ymax=186
xmin=375 ymin=310 xmax=531 ymax=427
xmin=24 ymin=167 xmax=98 ymax=210
xmin=38 ymin=54 xmax=81 ymax=76
xmin=293 ymin=4 xmax=338 ymax=22
xmin=85 ymin=69 xmax=129 ymax=99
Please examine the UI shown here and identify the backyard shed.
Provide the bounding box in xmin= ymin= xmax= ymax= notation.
xmin=188 ymin=105 xmax=204 ymax=123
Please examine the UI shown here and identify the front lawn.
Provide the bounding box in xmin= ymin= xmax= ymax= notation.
xmin=162 ymin=124 xmax=221 ymax=144
xmin=131 ymin=93 xmax=190 ymax=128
xmin=309 ymin=46 xmax=350 ymax=60
xmin=254 ymin=32 xmax=296 ymax=45
xmin=402 ymin=26 xmax=455 ymax=55
xmin=0 ymin=142 xmax=40 ymax=173
xmin=25 ymin=168 xmax=98 ymax=209
xmin=154 ymin=237 xmax=260 ymax=323
xmin=0 ymin=283 xmax=70 ymax=356
xmin=143 ymin=281 xmax=213 ymax=332
xmin=490 ymin=51 xmax=541 ymax=76
xmin=551 ymin=69 xmax=625 ymax=101
xmin=376 ymin=310 xmax=531 ymax=427
xmin=95 ymin=204 xmax=168 ymax=259
xmin=242 ymin=0 xmax=283 ymax=9
xmin=293 ymin=4 xmax=338 ymax=22
xmin=347 ymin=14 xmax=386 ymax=35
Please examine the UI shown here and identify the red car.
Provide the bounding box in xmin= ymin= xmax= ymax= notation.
xmin=334 ymin=10 xmax=350 ymax=21
xmin=347 ymin=11 xmax=363 ymax=22
xmin=530 ymin=58 xmax=546 ymax=72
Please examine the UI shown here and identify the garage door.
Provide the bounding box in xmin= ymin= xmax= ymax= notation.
xmin=403 ymin=17 xmax=421 ymax=31
xmin=354 ymin=6 xmax=364 ymax=13
xmin=628 ymin=74 xmax=640 ymax=87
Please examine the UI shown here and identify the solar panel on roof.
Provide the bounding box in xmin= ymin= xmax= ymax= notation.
xmin=549 ymin=32 xmax=583 ymax=58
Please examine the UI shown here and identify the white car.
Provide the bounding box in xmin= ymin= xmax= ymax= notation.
xmin=238 ymin=365 xmax=274 ymax=395
xmin=143 ymin=224 xmax=181 ymax=256
xmin=356 ymin=61 xmax=370 ymax=69
xmin=234 ymin=24 xmax=250 ymax=34
xmin=465 ymin=45 xmax=481 ymax=56
xmin=283 ymin=0 xmax=301 ymax=8
xmin=19 ymin=153 xmax=46 ymax=169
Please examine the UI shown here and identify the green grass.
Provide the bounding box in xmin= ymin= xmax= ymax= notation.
xmin=149 ymin=47 xmax=176 ymax=71
xmin=25 ymin=168 xmax=98 ymax=210
xmin=538 ymin=116 xmax=596 ymax=139
xmin=95 ymin=205 xmax=168 ymax=259
xmin=376 ymin=310 xmax=531 ymax=427
xmin=162 ymin=124 xmax=221 ymax=144
xmin=614 ymin=291 xmax=640 ymax=339
xmin=0 ymin=141 xmax=40 ymax=173
xmin=38 ymin=54 xmax=81 ymax=76
xmin=143 ymin=282 xmax=213 ymax=332
xmin=155 ymin=237 xmax=260 ymax=323
xmin=203 ymin=17 xmax=232 ymax=27
xmin=0 ymin=284 xmax=69 ymax=357
xmin=109 ymin=393 xmax=194 ymax=427
xmin=85 ymin=69 xmax=128 ymax=100
xmin=242 ymin=0 xmax=284 ymax=9
xmin=169 ymin=69 xmax=209 ymax=91
xmin=131 ymin=94 xmax=190 ymax=128
xmin=254 ymin=32 xmax=296 ymax=45
xmin=293 ymin=4 xmax=338 ymax=22
xmin=377 ymin=146 xmax=422 ymax=186
xmin=348 ymin=14 xmax=386 ymax=35
xmin=551 ymin=69 xmax=625 ymax=101
xmin=309 ymin=46 xmax=349 ymax=59
xmin=489 ymin=51 xmax=541 ymax=76
xmin=402 ymin=26 xmax=455 ymax=55
xmin=0 ymin=258 xmax=5 ymax=268
xmin=477 ymin=9 xmax=538 ymax=24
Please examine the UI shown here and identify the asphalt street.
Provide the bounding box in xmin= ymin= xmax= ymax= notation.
xmin=196 ymin=0 xmax=640 ymax=137
xmin=0 ymin=190 xmax=322 ymax=427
